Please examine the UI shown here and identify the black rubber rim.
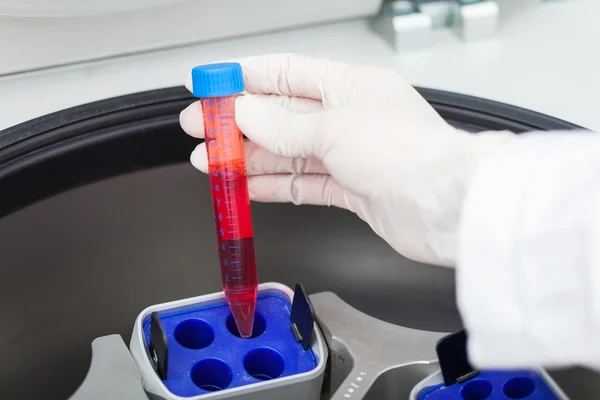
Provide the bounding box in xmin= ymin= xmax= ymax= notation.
xmin=0 ymin=86 xmax=584 ymax=219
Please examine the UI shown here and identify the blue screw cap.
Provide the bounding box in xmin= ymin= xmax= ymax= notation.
xmin=191 ymin=62 xmax=244 ymax=98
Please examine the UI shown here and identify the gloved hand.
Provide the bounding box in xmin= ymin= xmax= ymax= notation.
xmin=179 ymin=53 xmax=514 ymax=267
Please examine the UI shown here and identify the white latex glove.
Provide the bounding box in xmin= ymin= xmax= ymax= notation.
xmin=180 ymin=53 xmax=514 ymax=267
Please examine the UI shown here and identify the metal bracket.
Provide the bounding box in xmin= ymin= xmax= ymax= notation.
xmin=309 ymin=291 xmax=449 ymax=400
xmin=371 ymin=0 xmax=500 ymax=53
xmin=69 ymin=334 xmax=149 ymax=400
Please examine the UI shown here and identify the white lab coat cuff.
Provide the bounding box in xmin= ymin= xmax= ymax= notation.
xmin=456 ymin=130 xmax=600 ymax=371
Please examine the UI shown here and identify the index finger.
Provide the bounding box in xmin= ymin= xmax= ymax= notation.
xmin=179 ymin=94 xmax=324 ymax=139
xmin=186 ymin=53 xmax=341 ymax=101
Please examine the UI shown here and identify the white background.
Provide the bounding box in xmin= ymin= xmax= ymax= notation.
xmin=0 ymin=0 xmax=598 ymax=132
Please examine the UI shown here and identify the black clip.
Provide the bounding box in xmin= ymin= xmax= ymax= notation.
xmin=149 ymin=312 xmax=169 ymax=380
xmin=290 ymin=283 xmax=316 ymax=351
xmin=436 ymin=330 xmax=478 ymax=386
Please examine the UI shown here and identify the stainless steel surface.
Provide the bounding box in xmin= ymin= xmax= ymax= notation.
xmin=0 ymin=163 xmax=458 ymax=399
xmin=310 ymin=292 xmax=445 ymax=399
xmin=0 ymin=162 xmax=598 ymax=399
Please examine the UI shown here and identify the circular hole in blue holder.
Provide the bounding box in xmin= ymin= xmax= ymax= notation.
xmin=226 ymin=312 xmax=266 ymax=338
xmin=174 ymin=319 xmax=215 ymax=349
xmin=460 ymin=379 xmax=493 ymax=400
xmin=503 ymin=377 xmax=535 ymax=399
xmin=243 ymin=348 xmax=285 ymax=380
xmin=191 ymin=358 xmax=233 ymax=391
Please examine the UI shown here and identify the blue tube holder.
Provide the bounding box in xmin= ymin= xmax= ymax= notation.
xmin=410 ymin=369 xmax=570 ymax=400
xmin=129 ymin=282 xmax=327 ymax=399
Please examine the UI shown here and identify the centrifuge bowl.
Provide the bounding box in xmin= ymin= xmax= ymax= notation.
xmin=0 ymin=87 xmax=595 ymax=399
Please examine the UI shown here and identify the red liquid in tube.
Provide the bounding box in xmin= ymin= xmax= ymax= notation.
xmin=201 ymin=95 xmax=258 ymax=338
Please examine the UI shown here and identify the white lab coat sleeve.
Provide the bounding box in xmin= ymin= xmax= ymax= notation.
xmin=456 ymin=129 xmax=600 ymax=372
